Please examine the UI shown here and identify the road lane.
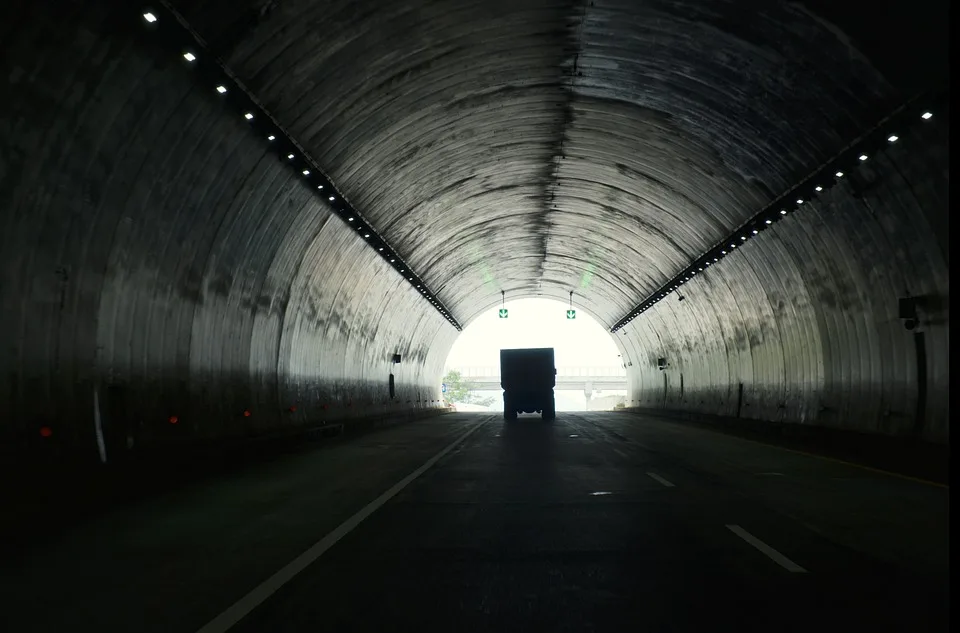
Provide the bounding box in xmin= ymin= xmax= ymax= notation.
xmin=228 ymin=413 xmax=948 ymax=632
xmin=0 ymin=414 xmax=492 ymax=633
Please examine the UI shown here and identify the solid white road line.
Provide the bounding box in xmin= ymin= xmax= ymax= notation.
xmin=196 ymin=419 xmax=488 ymax=633
xmin=646 ymin=472 xmax=675 ymax=487
xmin=726 ymin=524 xmax=808 ymax=573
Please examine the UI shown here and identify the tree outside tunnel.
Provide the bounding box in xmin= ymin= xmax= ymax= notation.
xmin=440 ymin=370 xmax=495 ymax=407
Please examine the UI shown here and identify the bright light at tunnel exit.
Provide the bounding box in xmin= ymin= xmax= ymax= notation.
xmin=444 ymin=298 xmax=625 ymax=412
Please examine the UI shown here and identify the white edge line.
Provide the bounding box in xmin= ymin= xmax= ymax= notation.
xmin=196 ymin=419 xmax=488 ymax=633
xmin=726 ymin=524 xmax=807 ymax=573
xmin=646 ymin=471 xmax=675 ymax=487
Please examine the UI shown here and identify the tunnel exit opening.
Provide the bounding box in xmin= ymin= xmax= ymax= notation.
xmin=442 ymin=298 xmax=626 ymax=412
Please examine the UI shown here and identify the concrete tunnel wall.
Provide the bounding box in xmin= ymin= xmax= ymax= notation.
xmin=0 ymin=0 xmax=951 ymax=472
xmin=0 ymin=0 xmax=457 ymax=467
xmin=618 ymin=117 xmax=950 ymax=442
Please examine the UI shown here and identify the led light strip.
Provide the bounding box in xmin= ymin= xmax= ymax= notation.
xmin=611 ymin=89 xmax=946 ymax=333
xmin=140 ymin=5 xmax=462 ymax=331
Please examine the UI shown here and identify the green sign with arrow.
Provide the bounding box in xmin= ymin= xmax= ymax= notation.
xmin=566 ymin=309 xmax=576 ymax=319
xmin=499 ymin=308 xmax=509 ymax=318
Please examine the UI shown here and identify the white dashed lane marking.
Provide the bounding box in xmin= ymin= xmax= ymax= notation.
xmin=726 ymin=524 xmax=808 ymax=573
xmin=646 ymin=472 xmax=675 ymax=488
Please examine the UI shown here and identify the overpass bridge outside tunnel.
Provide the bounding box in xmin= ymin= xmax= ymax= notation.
xmin=454 ymin=366 xmax=628 ymax=392
xmin=0 ymin=0 xmax=949 ymax=631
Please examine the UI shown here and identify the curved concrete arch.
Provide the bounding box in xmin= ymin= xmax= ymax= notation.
xmin=0 ymin=0 xmax=949 ymax=472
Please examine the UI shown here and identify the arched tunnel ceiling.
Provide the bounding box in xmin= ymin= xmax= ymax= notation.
xmin=131 ymin=1 xmax=949 ymax=328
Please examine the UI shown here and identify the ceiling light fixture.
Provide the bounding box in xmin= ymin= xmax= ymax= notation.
xmin=887 ymin=135 xmax=898 ymax=143
xmin=921 ymin=111 xmax=932 ymax=120
xmin=815 ymin=186 xmax=822 ymax=192
xmin=183 ymin=52 xmax=196 ymax=62
xmin=836 ymin=171 xmax=844 ymax=178
xmin=143 ymin=12 xmax=157 ymax=22
xmin=859 ymin=154 xmax=868 ymax=161
xmin=244 ymin=113 xmax=254 ymax=120
xmin=302 ymin=170 xmax=310 ymax=176
xmin=216 ymin=85 xmax=227 ymax=94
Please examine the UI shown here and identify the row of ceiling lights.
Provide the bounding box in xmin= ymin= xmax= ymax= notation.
xmin=611 ymin=94 xmax=942 ymax=333
xmin=141 ymin=8 xmax=462 ymax=331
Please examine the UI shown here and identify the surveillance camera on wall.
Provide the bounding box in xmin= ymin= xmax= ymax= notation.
xmin=898 ymin=297 xmax=920 ymax=331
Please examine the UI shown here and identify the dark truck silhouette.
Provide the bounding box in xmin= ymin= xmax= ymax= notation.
xmin=500 ymin=347 xmax=557 ymax=420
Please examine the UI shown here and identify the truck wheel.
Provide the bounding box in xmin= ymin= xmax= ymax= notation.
xmin=542 ymin=396 xmax=556 ymax=421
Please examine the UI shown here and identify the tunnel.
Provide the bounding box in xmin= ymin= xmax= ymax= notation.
xmin=0 ymin=0 xmax=949 ymax=631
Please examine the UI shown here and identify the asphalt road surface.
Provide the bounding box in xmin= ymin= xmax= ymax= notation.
xmin=1 ymin=412 xmax=949 ymax=632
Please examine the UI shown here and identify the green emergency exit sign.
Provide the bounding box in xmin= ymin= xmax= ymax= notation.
xmin=566 ymin=309 xmax=576 ymax=319
xmin=499 ymin=308 xmax=508 ymax=318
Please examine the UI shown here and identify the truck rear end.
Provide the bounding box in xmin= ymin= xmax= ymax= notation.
xmin=499 ymin=348 xmax=556 ymax=420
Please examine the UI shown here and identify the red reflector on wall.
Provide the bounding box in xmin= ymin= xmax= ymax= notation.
xmin=168 ymin=416 xmax=179 ymax=424
xmin=39 ymin=426 xmax=53 ymax=438
xmin=243 ymin=410 xmax=251 ymax=417
xmin=289 ymin=405 xmax=297 ymax=412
